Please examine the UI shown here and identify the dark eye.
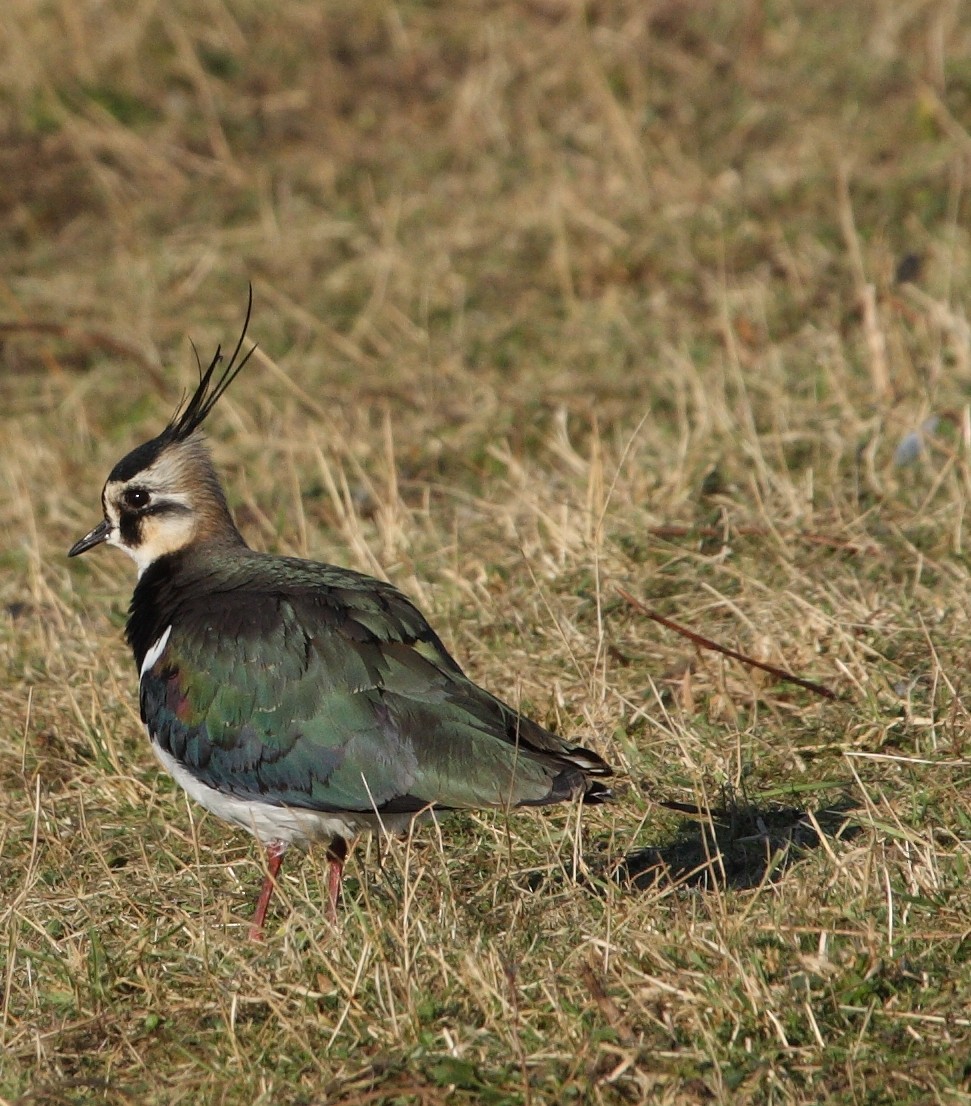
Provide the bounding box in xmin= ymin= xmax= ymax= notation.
xmin=123 ymin=487 xmax=151 ymax=510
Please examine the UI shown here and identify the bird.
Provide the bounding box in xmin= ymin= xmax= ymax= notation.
xmin=68 ymin=291 xmax=613 ymax=939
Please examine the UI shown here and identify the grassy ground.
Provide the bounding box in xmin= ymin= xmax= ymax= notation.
xmin=2 ymin=1 xmax=971 ymax=1102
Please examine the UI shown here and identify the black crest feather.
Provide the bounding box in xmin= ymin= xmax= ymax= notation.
xmin=161 ymin=284 xmax=257 ymax=445
xmin=106 ymin=287 xmax=259 ymax=485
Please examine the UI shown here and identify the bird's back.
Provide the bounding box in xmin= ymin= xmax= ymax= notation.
xmin=131 ymin=546 xmax=612 ymax=827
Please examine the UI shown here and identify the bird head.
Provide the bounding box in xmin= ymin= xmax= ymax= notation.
xmin=69 ymin=290 xmax=256 ymax=575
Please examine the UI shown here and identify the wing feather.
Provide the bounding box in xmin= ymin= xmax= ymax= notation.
xmin=138 ymin=558 xmax=610 ymax=816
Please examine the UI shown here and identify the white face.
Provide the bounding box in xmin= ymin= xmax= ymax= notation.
xmin=69 ymin=433 xmax=236 ymax=574
xmin=101 ymin=463 xmax=197 ymax=576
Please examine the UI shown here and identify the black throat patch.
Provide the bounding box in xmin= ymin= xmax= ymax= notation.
xmin=119 ymin=509 xmax=143 ymax=549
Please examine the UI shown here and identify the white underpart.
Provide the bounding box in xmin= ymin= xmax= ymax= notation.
xmin=139 ymin=620 xmax=427 ymax=848
xmin=140 ymin=626 xmax=172 ymax=678
xmin=149 ymin=738 xmax=422 ymax=848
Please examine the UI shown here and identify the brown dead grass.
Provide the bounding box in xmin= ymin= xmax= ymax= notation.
xmin=3 ymin=1 xmax=971 ymax=1103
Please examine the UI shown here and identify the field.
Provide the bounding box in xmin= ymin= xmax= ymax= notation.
xmin=3 ymin=1 xmax=971 ymax=1103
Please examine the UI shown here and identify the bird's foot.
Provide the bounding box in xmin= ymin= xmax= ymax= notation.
xmin=248 ymin=840 xmax=287 ymax=941
xmin=326 ymin=838 xmax=348 ymax=923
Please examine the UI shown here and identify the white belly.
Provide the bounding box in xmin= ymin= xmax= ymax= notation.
xmin=150 ymin=737 xmax=422 ymax=848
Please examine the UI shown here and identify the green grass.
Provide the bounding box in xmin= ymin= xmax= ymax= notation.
xmin=3 ymin=1 xmax=971 ymax=1102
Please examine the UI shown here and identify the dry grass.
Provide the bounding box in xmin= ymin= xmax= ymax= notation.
xmin=3 ymin=1 xmax=971 ymax=1102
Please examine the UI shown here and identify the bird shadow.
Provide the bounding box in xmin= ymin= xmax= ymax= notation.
xmin=348 ymin=792 xmax=862 ymax=913
xmin=613 ymin=791 xmax=861 ymax=893
xmin=514 ymin=790 xmax=861 ymax=898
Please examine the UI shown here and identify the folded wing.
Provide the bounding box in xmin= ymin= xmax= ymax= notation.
xmin=140 ymin=569 xmax=611 ymax=816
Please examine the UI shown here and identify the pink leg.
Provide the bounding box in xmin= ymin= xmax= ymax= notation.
xmin=248 ymin=841 xmax=287 ymax=941
xmin=326 ymin=838 xmax=347 ymax=922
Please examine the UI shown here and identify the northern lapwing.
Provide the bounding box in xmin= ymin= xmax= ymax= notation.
xmin=69 ymin=291 xmax=613 ymax=938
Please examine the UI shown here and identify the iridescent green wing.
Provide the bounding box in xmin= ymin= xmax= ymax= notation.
xmin=140 ymin=569 xmax=606 ymax=814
